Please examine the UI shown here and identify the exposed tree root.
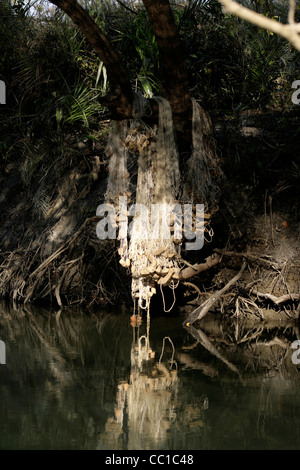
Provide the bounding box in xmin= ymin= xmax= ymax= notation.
xmin=213 ymin=249 xmax=280 ymax=269
xmin=250 ymin=290 xmax=300 ymax=305
xmin=182 ymin=281 xmax=202 ymax=300
xmin=0 ymin=216 xmax=126 ymax=306
xmin=181 ymin=244 xmax=300 ymax=324
xmin=184 ymin=262 xmax=247 ymax=325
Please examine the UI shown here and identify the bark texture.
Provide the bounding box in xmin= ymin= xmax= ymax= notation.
xmin=50 ymin=0 xmax=134 ymax=119
xmin=142 ymin=0 xmax=192 ymax=152
xmin=50 ymin=0 xmax=193 ymax=151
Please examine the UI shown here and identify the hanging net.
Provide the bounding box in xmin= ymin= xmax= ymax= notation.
xmin=184 ymin=98 xmax=220 ymax=209
xmin=127 ymin=95 xmax=182 ymax=309
xmin=104 ymin=93 xmax=220 ymax=311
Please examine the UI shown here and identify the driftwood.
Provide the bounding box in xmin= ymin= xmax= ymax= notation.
xmin=184 ymin=262 xmax=247 ymax=325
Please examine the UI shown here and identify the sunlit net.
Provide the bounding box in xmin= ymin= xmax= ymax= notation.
xmin=104 ymin=93 xmax=219 ymax=311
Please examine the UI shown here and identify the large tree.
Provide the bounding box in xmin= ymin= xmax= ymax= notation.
xmin=48 ymin=0 xmax=219 ymax=314
xmin=50 ymin=0 xmax=194 ymax=153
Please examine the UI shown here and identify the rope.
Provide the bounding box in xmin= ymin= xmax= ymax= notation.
xmin=160 ymin=281 xmax=177 ymax=313
xmin=158 ymin=336 xmax=177 ymax=370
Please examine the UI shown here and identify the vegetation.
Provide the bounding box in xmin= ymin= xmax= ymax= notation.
xmin=1 ymin=0 xmax=298 ymax=165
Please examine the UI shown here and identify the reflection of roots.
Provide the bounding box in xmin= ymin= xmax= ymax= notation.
xmin=184 ymin=318 xmax=299 ymax=386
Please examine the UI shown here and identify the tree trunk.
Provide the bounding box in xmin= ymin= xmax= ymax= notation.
xmin=50 ymin=0 xmax=193 ymax=152
xmin=50 ymin=0 xmax=134 ymax=119
xmin=143 ymin=0 xmax=192 ymax=154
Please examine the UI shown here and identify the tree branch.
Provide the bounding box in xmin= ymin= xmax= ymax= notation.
xmin=115 ymin=0 xmax=138 ymax=15
xmin=179 ymin=253 xmax=221 ymax=280
xmin=251 ymin=290 xmax=300 ymax=305
xmin=184 ymin=262 xmax=247 ymax=325
xmin=218 ymin=0 xmax=300 ymax=50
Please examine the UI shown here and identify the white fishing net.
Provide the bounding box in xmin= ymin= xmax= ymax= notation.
xmin=104 ymin=94 xmax=220 ymax=311
xmin=184 ymin=98 xmax=220 ymax=210
xmin=127 ymin=95 xmax=181 ymax=309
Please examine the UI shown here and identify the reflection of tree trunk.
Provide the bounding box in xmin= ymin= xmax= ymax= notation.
xmin=127 ymin=327 xmax=178 ymax=449
xmin=127 ymin=362 xmax=178 ymax=449
xmin=100 ymin=323 xmax=179 ymax=450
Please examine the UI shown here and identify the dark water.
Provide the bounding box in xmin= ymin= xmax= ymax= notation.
xmin=1 ymin=301 xmax=300 ymax=450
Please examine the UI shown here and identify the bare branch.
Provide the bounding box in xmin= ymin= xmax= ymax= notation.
xmin=251 ymin=290 xmax=300 ymax=305
xmin=179 ymin=253 xmax=221 ymax=280
xmin=218 ymin=0 xmax=300 ymax=50
xmin=115 ymin=0 xmax=138 ymax=15
xmin=288 ymin=0 xmax=296 ymax=25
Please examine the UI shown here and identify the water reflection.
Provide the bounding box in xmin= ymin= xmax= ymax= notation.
xmin=100 ymin=318 xmax=184 ymax=450
xmin=1 ymin=301 xmax=300 ymax=449
xmin=0 ymin=302 xmax=132 ymax=449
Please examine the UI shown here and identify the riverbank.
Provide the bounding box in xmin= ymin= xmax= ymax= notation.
xmin=0 ymin=107 xmax=299 ymax=321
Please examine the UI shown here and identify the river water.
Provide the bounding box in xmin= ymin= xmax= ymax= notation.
xmin=1 ymin=300 xmax=300 ymax=450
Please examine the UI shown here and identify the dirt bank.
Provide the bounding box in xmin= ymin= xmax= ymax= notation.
xmin=0 ymin=108 xmax=299 ymax=319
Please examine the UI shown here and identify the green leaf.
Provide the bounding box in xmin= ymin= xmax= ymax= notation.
xmin=139 ymin=76 xmax=153 ymax=98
